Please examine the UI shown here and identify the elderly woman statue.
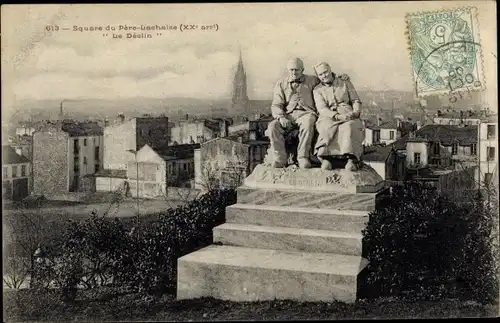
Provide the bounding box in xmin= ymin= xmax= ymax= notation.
xmin=312 ymin=62 xmax=364 ymax=171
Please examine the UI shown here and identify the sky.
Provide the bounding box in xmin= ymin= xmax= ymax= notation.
xmin=1 ymin=2 xmax=497 ymax=116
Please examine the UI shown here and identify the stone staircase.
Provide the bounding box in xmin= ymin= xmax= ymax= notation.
xmin=177 ymin=165 xmax=384 ymax=304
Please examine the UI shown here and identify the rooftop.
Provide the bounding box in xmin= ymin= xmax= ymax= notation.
xmin=434 ymin=109 xmax=488 ymax=119
xmin=154 ymin=143 xmax=201 ymax=161
xmin=414 ymin=124 xmax=478 ymax=145
xmin=392 ymin=134 xmax=410 ymax=150
xmin=61 ymin=121 xmax=103 ymax=137
xmin=11 ymin=135 xmax=32 ymax=146
xmin=362 ymin=144 xmax=394 ymax=162
xmin=364 ymin=118 xmax=403 ymax=130
xmin=2 ymin=145 xmax=30 ymax=164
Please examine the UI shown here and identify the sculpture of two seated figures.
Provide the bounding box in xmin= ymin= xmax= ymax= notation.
xmin=264 ymin=58 xmax=364 ymax=172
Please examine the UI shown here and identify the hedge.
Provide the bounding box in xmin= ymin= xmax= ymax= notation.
xmin=362 ymin=181 xmax=499 ymax=305
xmin=33 ymin=188 xmax=237 ymax=301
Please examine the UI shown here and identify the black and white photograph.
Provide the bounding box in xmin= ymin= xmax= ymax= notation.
xmin=2 ymin=2 xmax=498 ymax=321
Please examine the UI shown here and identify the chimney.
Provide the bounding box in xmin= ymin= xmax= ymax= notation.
xmin=219 ymin=119 xmax=228 ymax=137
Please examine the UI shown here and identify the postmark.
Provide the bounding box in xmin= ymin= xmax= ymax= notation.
xmin=405 ymin=7 xmax=485 ymax=98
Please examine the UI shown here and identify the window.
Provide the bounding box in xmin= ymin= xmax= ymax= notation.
xmin=183 ymin=163 xmax=187 ymax=171
xmin=471 ymin=143 xmax=477 ymax=156
xmin=12 ymin=166 xmax=17 ymax=178
xmin=414 ymin=152 xmax=421 ymax=164
xmin=95 ymin=147 xmax=100 ymax=161
xmin=3 ymin=167 xmax=8 ymax=179
xmin=487 ymin=146 xmax=496 ymax=161
xmin=73 ymin=139 xmax=79 ymax=153
xmin=389 ymin=131 xmax=395 ymax=140
xmin=84 ymin=138 xmax=87 ymax=146
xmin=484 ymin=173 xmax=493 ymax=185
xmin=433 ymin=142 xmax=440 ymax=155
xmin=487 ymin=125 xmax=496 ymax=139
xmin=451 ymin=143 xmax=458 ymax=155
xmin=95 ymin=164 xmax=100 ymax=173
xmin=83 ymin=157 xmax=87 ymax=165
xmin=21 ymin=165 xmax=26 ymax=177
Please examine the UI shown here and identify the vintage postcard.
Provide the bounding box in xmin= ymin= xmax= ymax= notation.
xmin=2 ymin=2 xmax=498 ymax=321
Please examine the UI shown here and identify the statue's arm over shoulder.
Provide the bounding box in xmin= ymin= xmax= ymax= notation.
xmin=313 ymin=87 xmax=337 ymax=119
xmin=346 ymin=80 xmax=362 ymax=117
xmin=270 ymin=80 xmax=286 ymax=119
xmin=311 ymin=75 xmax=321 ymax=87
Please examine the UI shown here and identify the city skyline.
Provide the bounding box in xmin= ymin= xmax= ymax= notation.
xmin=2 ymin=3 xmax=497 ymax=117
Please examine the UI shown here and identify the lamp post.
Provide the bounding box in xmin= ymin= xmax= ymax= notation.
xmin=127 ymin=149 xmax=139 ymax=216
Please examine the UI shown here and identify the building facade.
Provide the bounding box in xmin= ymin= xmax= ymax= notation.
xmin=361 ymin=144 xmax=406 ymax=181
xmin=2 ymin=146 xmax=31 ymax=201
xmin=10 ymin=135 xmax=33 ymax=161
xmin=228 ymin=116 xmax=273 ymax=140
xmin=125 ymin=143 xmax=199 ymax=198
xmin=194 ymin=136 xmax=269 ymax=189
xmin=169 ymin=118 xmax=229 ymax=145
xmin=478 ymin=117 xmax=498 ymax=187
xmin=32 ymin=121 xmax=104 ymax=196
xmin=363 ymin=118 xmax=416 ymax=146
xmin=103 ymin=116 xmax=170 ymax=171
xmin=433 ymin=109 xmax=487 ymax=126
xmin=405 ymin=125 xmax=478 ymax=170
xmin=15 ymin=125 xmax=36 ymax=137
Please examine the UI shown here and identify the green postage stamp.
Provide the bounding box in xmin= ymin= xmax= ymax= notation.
xmin=406 ymin=7 xmax=485 ymax=97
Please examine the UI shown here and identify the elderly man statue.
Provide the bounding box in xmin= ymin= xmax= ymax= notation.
xmin=265 ymin=57 xmax=350 ymax=169
xmin=313 ymin=62 xmax=364 ymax=171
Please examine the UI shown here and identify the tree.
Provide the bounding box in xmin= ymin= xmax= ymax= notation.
xmin=196 ymin=150 xmax=247 ymax=192
xmin=3 ymin=209 xmax=68 ymax=289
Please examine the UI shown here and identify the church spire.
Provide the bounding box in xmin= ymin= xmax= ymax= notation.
xmin=231 ymin=47 xmax=249 ymax=116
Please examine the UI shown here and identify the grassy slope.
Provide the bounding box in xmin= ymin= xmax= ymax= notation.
xmin=4 ymin=288 xmax=498 ymax=321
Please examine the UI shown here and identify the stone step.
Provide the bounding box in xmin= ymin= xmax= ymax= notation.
xmin=177 ymin=245 xmax=369 ymax=303
xmin=213 ymin=223 xmax=362 ymax=255
xmin=226 ymin=203 xmax=369 ymax=233
xmin=237 ymin=187 xmax=379 ymax=211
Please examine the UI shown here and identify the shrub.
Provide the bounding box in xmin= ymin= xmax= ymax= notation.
xmin=117 ymin=188 xmax=237 ymax=294
xmin=33 ymin=188 xmax=237 ymax=300
xmin=362 ymin=181 xmax=499 ymax=304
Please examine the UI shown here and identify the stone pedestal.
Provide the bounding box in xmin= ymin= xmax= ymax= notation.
xmin=177 ymin=163 xmax=384 ymax=304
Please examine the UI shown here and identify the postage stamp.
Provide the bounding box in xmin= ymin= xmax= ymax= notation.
xmin=405 ymin=7 xmax=485 ymax=97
